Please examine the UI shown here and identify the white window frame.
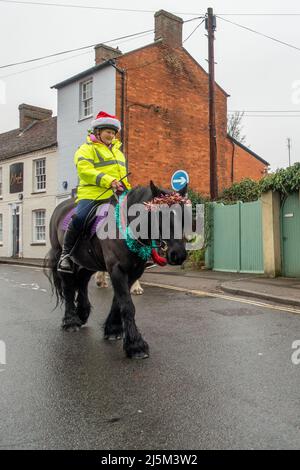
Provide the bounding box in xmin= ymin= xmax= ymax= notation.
xmin=0 ymin=167 xmax=2 ymax=198
xmin=79 ymin=78 xmax=93 ymax=119
xmin=33 ymin=158 xmax=46 ymax=192
xmin=0 ymin=214 xmax=3 ymax=243
xmin=33 ymin=210 xmax=46 ymax=243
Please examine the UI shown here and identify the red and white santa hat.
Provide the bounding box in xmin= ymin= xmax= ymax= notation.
xmin=91 ymin=111 xmax=121 ymax=132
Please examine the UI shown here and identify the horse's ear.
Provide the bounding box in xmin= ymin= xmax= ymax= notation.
xmin=178 ymin=184 xmax=188 ymax=197
xmin=150 ymin=180 xmax=161 ymax=198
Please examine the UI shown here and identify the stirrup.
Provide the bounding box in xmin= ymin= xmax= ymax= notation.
xmin=57 ymin=255 xmax=74 ymax=273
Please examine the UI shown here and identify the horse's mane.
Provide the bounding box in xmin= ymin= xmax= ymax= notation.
xmin=126 ymin=184 xmax=172 ymax=206
xmin=126 ymin=185 xmax=153 ymax=206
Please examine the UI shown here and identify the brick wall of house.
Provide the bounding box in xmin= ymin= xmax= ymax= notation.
xmin=225 ymin=138 xmax=267 ymax=184
xmin=116 ymin=43 xmax=229 ymax=197
xmin=116 ymin=42 xmax=267 ymax=197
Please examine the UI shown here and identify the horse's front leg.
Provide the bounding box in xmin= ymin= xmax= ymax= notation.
xmin=110 ymin=265 xmax=149 ymax=359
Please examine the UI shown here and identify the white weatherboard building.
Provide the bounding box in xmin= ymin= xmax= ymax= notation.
xmin=0 ymin=104 xmax=57 ymax=259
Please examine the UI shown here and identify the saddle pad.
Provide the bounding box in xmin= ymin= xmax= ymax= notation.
xmin=60 ymin=203 xmax=111 ymax=237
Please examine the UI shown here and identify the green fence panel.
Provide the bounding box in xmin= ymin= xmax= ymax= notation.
xmin=212 ymin=202 xmax=240 ymax=272
xmin=281 ymin=193 xmax=300 ymax=277
xmin=209 ymin=200 xmax=263 ymax=273
xmin=240 ymin=200 xmax=264 ymax=273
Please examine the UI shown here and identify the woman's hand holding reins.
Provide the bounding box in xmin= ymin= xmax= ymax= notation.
xmin=111 ymin=179 xmax=125 ymax=194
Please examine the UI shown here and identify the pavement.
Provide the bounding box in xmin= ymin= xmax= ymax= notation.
xmin=1 ymin=256 xmax=300 ymax=308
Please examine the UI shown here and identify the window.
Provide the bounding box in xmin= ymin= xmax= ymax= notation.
xmin=0 ymin=167 xmax=2 ymax=197
xmin=33 ymin=210 xmax=46 ymax=242
xmin=80 ymin=79 xmax=93 ymax=118
xmin=33 ymin=158 xmax=46 ymax=191
xmin=0 ymin=214 xmax=3 ymax=243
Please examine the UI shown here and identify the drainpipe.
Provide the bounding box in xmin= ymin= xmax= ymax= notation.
xmin=230 ymin=138 xmax=235 ymax=183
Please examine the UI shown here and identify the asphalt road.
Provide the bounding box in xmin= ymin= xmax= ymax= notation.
xmin=0 ymin=264 xmax=300 ymax=450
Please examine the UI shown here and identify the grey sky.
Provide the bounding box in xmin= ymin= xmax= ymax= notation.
xmin=0 ymin=0 xmax=300 ymax=170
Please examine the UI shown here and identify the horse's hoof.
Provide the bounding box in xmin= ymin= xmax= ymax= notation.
xmin=77 ymin=312 xmax=90 ymax=325
xmin=104 ymin=334 xmax=122 ymax=341
xmin=96 ymin=282 xmax=109 ymax=288
xmin=61 ymin=323 xmax=82 ymax=332
xmin=131 ymin=288 xmax=144 ymax=295
xmin=131 ymin=351 xmax=149 ymax=360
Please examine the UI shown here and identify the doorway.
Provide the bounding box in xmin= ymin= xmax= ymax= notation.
xmin=12 ymin=204 xmax=20 ymax=257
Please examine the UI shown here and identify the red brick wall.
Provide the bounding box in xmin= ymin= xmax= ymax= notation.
xmin=115 ymin=43 xmax=262 ymax=197
xmin=225 ymin=138 xmax=267 ymax=183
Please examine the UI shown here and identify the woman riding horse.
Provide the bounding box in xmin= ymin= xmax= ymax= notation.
xmin=47 ymin=111 xmax=188 ymax=359
xmin=58 ymin=111 xmax=131 ymax=273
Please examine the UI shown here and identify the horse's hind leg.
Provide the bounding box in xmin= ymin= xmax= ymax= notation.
xmin=75 ymin=268 xmax=93 ymax=325
xmin=104 ymin=295 xmax=123 ymax=340
xmin=60 ymin=272 xmax=82 ymax=331
xmin=110 ymin=264 xmax=149 ymax=359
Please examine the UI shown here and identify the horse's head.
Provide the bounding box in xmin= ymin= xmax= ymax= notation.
xmin=149 ymin=181 xmax=188 ymax=266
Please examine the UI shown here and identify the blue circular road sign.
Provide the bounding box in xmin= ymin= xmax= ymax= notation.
xmin=171 ymin=170 xmax=189 ymax=191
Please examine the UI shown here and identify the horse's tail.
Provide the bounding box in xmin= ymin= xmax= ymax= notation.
xmin=43 ymin=212 xmax=64 ymax=310
xmin=43 ymin=248 xmax=63 ymax=310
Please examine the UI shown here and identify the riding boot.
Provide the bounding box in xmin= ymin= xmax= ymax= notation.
xmin=57 ymin=223 xmax=81 ymax=273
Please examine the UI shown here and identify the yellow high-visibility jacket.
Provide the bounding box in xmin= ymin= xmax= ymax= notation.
xmin=74 ymin=136 xmax=131 ymax=202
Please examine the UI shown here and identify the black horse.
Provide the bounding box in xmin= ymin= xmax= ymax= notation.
xmin=45 ymin=181 xmax=187 ymax=359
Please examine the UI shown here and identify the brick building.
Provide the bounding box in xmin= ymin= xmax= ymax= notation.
xmin=53 ymin=9 xmax=269 ymax=199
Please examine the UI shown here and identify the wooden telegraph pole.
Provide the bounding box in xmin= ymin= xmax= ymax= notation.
xmin=206 ymin=7 xmax=218 ymax=199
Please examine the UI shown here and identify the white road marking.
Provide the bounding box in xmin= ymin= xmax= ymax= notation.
xmin=0 ymin=274 xmax=45 ymax=292
xmin=0 ymin=264 xmax=44 ymax=270
xmin=141 ymin=281 xmax=300 ymax=315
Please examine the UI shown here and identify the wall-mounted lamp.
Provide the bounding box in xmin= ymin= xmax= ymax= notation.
xmin=62 ymin=181 xmax=68 ymax=190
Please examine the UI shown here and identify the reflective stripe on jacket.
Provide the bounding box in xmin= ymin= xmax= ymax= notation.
xmin=74 ymin=136 xmax=131 ymax=202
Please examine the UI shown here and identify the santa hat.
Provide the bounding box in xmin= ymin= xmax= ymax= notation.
xmin=91 ymin=111 xmax=121 ymax=132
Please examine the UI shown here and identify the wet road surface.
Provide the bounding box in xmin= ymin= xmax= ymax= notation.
xmin=0 ymin=264 xmax=300 ymax=449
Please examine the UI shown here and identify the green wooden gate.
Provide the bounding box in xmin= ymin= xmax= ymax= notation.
xmin=281 ymin=193 xmax=300 ymax=277
xmin=207 ymin=200 xmax=264 ymax=273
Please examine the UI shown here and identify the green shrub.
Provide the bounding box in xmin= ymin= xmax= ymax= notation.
xmin=259 ymin=162 xmax=300 ymax=197
xmin=218 ymin=178 xmax=261 ymax=204
xmin=216 ymin=164 xmax=300 ymax=204
xmin=187 ymin=188 xmax=209 ymax=206
xmin=185 ymin=248 xmax=205 ymax=269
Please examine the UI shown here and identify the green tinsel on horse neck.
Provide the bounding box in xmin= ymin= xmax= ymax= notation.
xmin=115 ymin=191 xmax=156 ymax=261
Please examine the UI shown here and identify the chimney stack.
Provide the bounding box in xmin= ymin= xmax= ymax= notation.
xmin=94 ymin=44 xmax=122 ymax=65
xmin=18 ymin=103 xmax=52 ymax=130
xmin=154 ymin=10 xmax=183 ymax=48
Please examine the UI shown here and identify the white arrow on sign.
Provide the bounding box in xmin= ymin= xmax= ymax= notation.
xmin=173 ymin=177 xmax=187 ymax=185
